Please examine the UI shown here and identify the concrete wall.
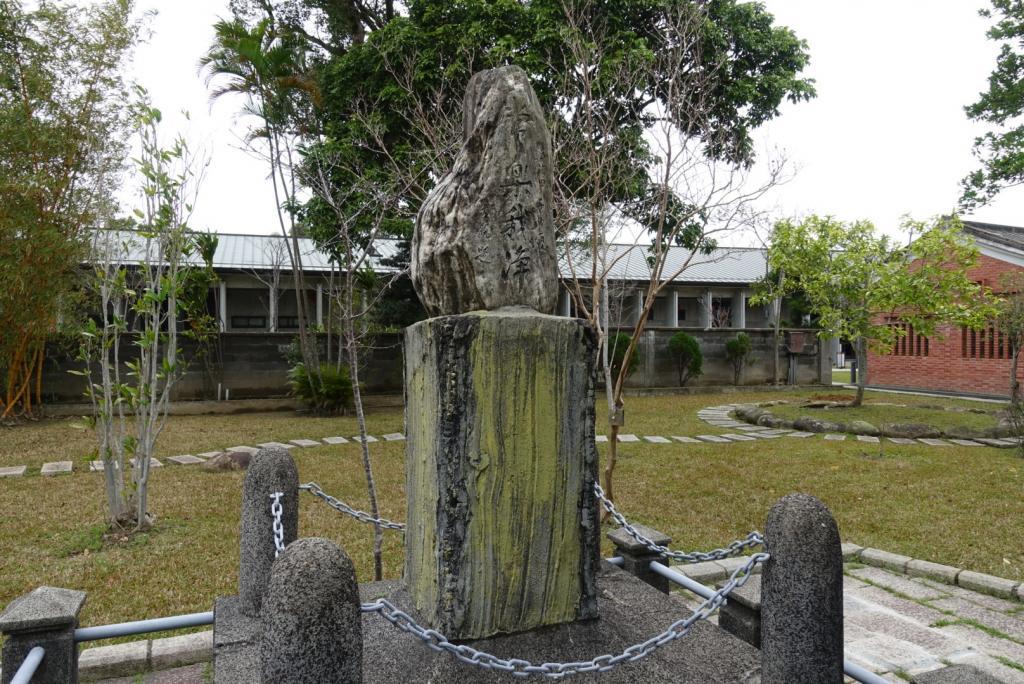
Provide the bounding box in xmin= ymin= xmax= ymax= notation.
xmin=41 ymin=326 xmax=824 ymax=403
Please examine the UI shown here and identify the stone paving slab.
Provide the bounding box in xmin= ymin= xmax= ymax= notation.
xmin=976 ymin=438 xmax=1016 ymax=448
xmin=943 ymin=654 xmax=1024 ymax=683
xmin=719 ymin=433 xmax=757 ymax=441
xmin=824 ymin=433 xmax=847 ymax=441
xmin=671 ymin=436 xmax=700 ymax=443
xmin=288 ymin=439 xmax=322 ymax=448
xmin=913 ymin=661 xmax=1010 ymax=683
xmin=848 ymin=566 xmax=951 ymax=601
xmin=255 ymin=442 xmax=295 ymax=450
xmin=166 ymin=455 xmax=205 ymax=466
xmin=948 ymin=439 xmax=983 ymax=447
xmin=847 ymin=584 xmax=949 ymax=626
xmin=888 ymin=437 xmax=919 ymax=444
xmin=785 ymin=431 xmax=815 ymax=438
xmin=749 ymin=432 xmax=783 ymax=439
xmin=352 ymin=435 xmax=378 ymax=443
xmin=322 ymin=436 xmax=349 ymax=445
xmin=929 ymin=597 xmax=1024 ymax=641
xmin=917 ymin=577 xmax=1024 ymax=613
xmin=758 ymin=429 xmax=793 ymax=435
xmin=40 ymin=460 xmax=73 ymax=476
xmin=616 ymin=434 xmax=639 ymax=442
xmin=198 ymin=451 xmax=221 ymax=459
xmin=845 ymin=633 xmax=942 ymax=674
xmin=846 ymin=610 xmax=973 ymax=659
xmin=642 ymin=435 xmax=671 ymax=443
xmin=695 ymin=435 xmax=731 ymax=443
xmin=918 ymin=438 xmax=952 ymax=446
xmin=0 ymin=465 xmax=26 ymax=478
xmin=938 ymin=623 xmax=1024 ymax=665
xmin=133 ymin=458 xmax=162 ymax=468
xmin=594 ymin=435 xmax=608 ymax=442
xmin=735 ymin=425 xmax=769 ymax=432
xmin=857 ymin=435 xmax=881 ymax=443
xmin=382 ymin=433 xmax=405 ymax=441
xmin=226 ymin=445 xmax=260 ymax=454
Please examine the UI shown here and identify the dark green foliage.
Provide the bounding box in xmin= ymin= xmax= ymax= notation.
xmin=288 ymin=362 xmax=353 ymax=414
xmin=725 ymin=332 xmax=752 ymax=385
xmin=962 ymin=1 xmax=1024 ymax=208
xmin=668 ymin=332 xmax=702 ymax=386
xmin=608 ymin=332 xmax=640 ymax=382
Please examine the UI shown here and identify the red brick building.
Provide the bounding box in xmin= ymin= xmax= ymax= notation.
xmin=867 ymin=221 xmax=1024 ymax=398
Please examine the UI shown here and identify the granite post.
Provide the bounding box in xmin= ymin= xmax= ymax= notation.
xmin=239 ymin=447 xmax=298 ymax=617
xmin=0 ymin=586 xmax=86 ymax=684
xmin=259 ymin=538 xmax=362 ymax=683
xmin=761 ymin=493 xmax=843 ymax=683
xmin=607 ymin=524 xmax=672 ymax=594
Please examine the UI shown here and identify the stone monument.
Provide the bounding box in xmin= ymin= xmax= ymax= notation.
xmin=405 ymin=64 xmax=600 ymax=639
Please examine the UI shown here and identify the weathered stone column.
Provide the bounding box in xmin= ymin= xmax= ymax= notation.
xmin=0 ymin=586 xmax=85 ymax=684
xmin=405 ymin=309 xmax=599 ymax=639
xmin=239 ymin=446 xmax=298 ymax=617
xmin=260 ymin=538 xmax=362 ymax=683
xmin=761 ymin=493 xmax=844 ymax=683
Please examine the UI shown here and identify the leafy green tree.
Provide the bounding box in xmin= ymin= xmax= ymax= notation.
xmin=993 ymin=271 xmax=1024 ymax=404
xmin=668 ymin=331 xmax=702 ymax=386
xmin=962 ymin=1 xmax=1024 ymax=208
xmin=724 ymin=332 xmax=752 ymax=385
xmin=761 ymin=215 xmax=993 ymax=406
xmin=0 ymin=0 xmax=137 ymax=418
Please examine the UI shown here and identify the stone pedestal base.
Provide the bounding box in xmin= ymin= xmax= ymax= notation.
xmin=212 ymin=563 xmax=762 ymax=683
xmin=404 ymin=308 xmax=599 ymax=639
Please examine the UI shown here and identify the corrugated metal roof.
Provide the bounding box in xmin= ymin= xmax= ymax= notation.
xmin=90 ymin=230 xmax=764 ymax=284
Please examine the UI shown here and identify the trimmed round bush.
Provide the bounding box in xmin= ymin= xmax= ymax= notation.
xmin=668 ymin=332 xmax=703 ymax=386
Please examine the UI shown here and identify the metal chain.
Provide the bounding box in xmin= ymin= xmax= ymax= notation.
xmin=299 ymin=482 xmax=406 ymax=530
xmin=593 ymin=483 xmax=764 ymax=562
xmin=270 ymin=492 xmax=285 ymax=558
xmin=361 ymin=553 xmax=766 ymax=678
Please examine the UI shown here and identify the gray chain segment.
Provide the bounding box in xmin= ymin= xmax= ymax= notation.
xmin=270 ymin=492 xmax=285 ymax=558
xmin=360 ymin=553 xmax=767 ymax=678
xmin=299 ymin=482 xmax=407 ymax=530
xmin=594 ymin=483 xmax=765 ymax=562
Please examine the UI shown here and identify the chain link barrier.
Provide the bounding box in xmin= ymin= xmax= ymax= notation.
xmin=300 ymin=482 xmax=407 ymax=530
xmin=270 ymin=492 xmax=285 ymax=558
xmin=594 ymin=483 xmax=765 ymax=562
xmin=360 ymin=553 xmax=766 ymax=678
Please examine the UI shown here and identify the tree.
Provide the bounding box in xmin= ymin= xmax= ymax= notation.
xmin=725 ymin=332 xmax=752 ymax=385
xmin=0 ymin=0 xmax=137 ymax=419
xmin=761 ymin=215 xmax=993 ymax=407
xmin=77 ymin=95 xmax=203 ymax=531
xmin=962 ymin=1 xmax=1024 ymax=209
xmin=668 ymin=331 xmax=702 ymax=386
xmin=994 ymin=270 xmax=1024 ymax=403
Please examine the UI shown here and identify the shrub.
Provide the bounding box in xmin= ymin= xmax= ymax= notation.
xmin=288 ymin=363 xmax=354 ymax=414
xmin=608 ymin=332 xmax=640 ymax=384
xmin=725 ymin=332 xmax=753 ymax=385
xmin=668 ymin=332 xmax=703 ymax=386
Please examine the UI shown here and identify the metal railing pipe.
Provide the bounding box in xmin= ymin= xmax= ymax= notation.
xmin=649 ymin=560 xmax=716 ymax=599
xmin=73 ymin=611 xmax=214 ymax=642
xmin=10 ymin=646 xmax=45 ymax=684
xmin=606 ymin=556 xmax=624 ymax=567
xmin=843 ymin=660 xmax=889 ymax=684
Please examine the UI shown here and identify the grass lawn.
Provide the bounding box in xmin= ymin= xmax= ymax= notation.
xmin=1 ymin=387 xmax=1022 ymax=633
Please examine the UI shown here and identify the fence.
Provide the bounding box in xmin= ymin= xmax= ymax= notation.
xmin=2 ymin=447 xmax=878 ymax=683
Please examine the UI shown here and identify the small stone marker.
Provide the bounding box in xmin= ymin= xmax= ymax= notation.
xmin=259 ymin=538 xmax=362 ymax=683
xmin=617 ymin=433 xmax=640 ymax=442
xmin=166 ymin=455 xmax=205 ymax=466
xmin=671 ymin=436 xmax=701 ymax=443
xmin=382 ymin=433 xmax=405 ymax=441
xmin=856 ymin=435 xmax=880 ymax=443
xmin=823 ymin=434 xmax=846 ymax=441
xmin=643 ymin=435 xmax=671 ymax=443
xmin=227 ymin=445 xmax=260 ymax=454
xmin=256 ymin=442 xmax=295 ymax=450
xmin=720 ymin=434 xmax=757 ymax=442
xmin=595 ymin=435 xmax=608 ymax=443
xmin=322 ymin=436 xmax=349 ymax=445
xmin=288 ymin=439 xmax=322 ymax=448
xmin=40 ymin=461 xmax=73 ymax=476
xmin=948 ymin=439 xmax=982 ymax=447
xmin=0 ymin=465 xmax=27 ymax=478
xmin=918 ymin=438 xmax=951 ymax=446
xmin=696 ymin=435 xmax=731 ymax=443
xmin=239 ymin=447 xmax=298 ymax=617
xmin=887 ymin=437 xmax=917 ymax=445
xmin=351 ymin=435 xmax=378 ymax=443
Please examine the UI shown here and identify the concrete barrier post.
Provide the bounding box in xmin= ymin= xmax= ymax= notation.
xmin=239 ymin=446 xmax=298 ymax=616
xmin=607 ymin=524 xmax=672 ymax=594
xmin=0 ymin=586 xmax=86 ymax=684
xmin=259 ymin=538 xmax=362 ymax=683
xmin=761 ymin=493 xmax=843 ymax=683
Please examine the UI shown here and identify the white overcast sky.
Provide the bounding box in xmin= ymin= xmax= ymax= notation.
xmin=123 ymin=0 xmax=1024 ymax=241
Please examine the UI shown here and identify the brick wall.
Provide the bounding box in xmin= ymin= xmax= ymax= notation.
xmin=867 ymin=253 xmax=1023 ymax=397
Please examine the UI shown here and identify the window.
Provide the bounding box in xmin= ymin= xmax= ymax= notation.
xmin=961 ymin=324 xmax=1009 ymax=359
xmin=887 ymin=319 xmax=928 ymax=357
xmin=231 ymin=316 xmax=266 ymax=330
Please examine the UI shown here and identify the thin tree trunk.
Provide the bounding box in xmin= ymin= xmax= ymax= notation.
xmin=854 ymin=337 xmax=867 ymax=407
xmin=1011 ymin=342 xmax=1020 ymax=403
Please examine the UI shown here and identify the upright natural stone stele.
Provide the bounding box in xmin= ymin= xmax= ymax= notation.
xmin=411 ymin=65 xmax=558 ymax=316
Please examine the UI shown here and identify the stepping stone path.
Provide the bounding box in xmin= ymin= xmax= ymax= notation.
xmin=976 ymin=438 xmax=1016 ymax=448
xmin=198 ymin=451 xmax=222 ymax=459
xmin=671 ymin=436 xmax=701 ymax=443
xmin=918 ymin=438 xmax=951 ymax=447
xmin=382 ymin=433 xmax=405 ymax=441
xmin=856 ymin=435 xmax=880 ymax=443
xmin=695 ymin=435 xmax=731 ymax=443
xmin=643 ymin=436 xmax=671 ymax=443
xmin=227 ymin=445 xmax=260 ymax=454
xmin=166 ymin=455 xmax=205 ymax=466
xmin=322 ymin=436 xmax=350 ymax=445
xmin=888 ymin=438 xmax=917 ymax=445
xmin=352 ymin=435 xmax=378 ymax=443
xmin=948 ymin=439 xmax=982 ymax=447
xmin=786 ymin=431 xmax=815 ymax=438
xmin=0 ymin=466 xmax=26 ymax=478
xmin=720 ymin=434 xmax=757 ymax=442
xmin=257 ymin=442 xmax=295 ymax=450
xmin=595 ymin=435 xmax=608 ymax=443
xmin=288 ymin=439 xmax=322 ymax=448
xmin=41 ymin=461 xmax=73 ymax=476
xmin=824 ymin=434 xmax=847 ymax=441
xmin=617 ymin=434 xmax=640 ymax=443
